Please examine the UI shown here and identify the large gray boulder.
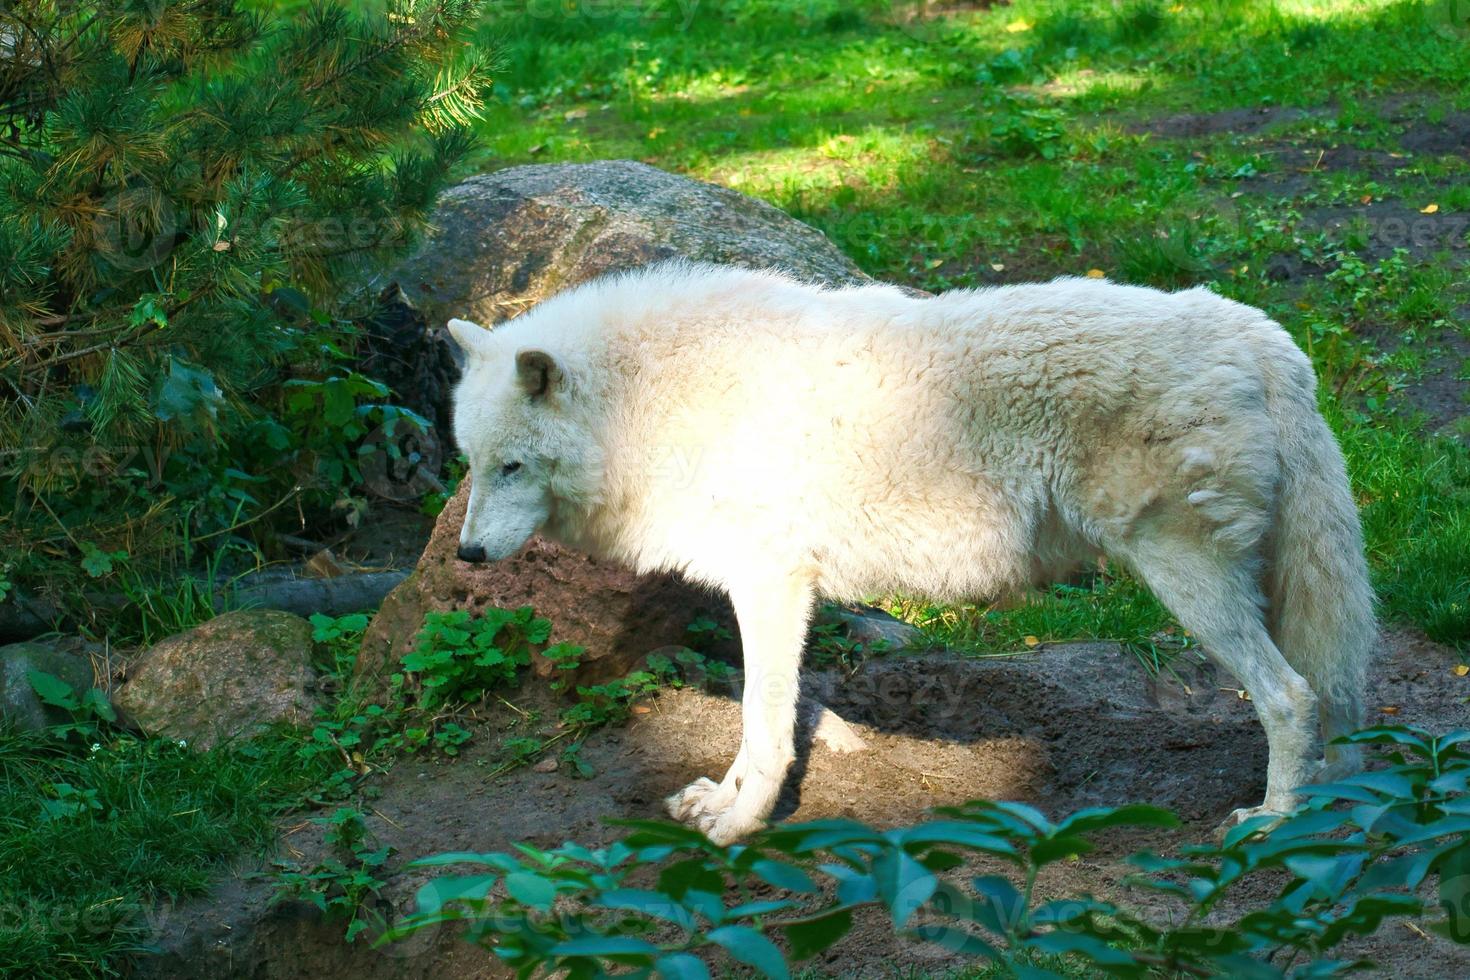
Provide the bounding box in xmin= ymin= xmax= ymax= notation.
xmin=117 ymin=610 xmax=321 ymax=749
xmin=357 ymin=160 xmax=870 ymax=439
xmin=390 ymin=159 xmax=868 ymax=328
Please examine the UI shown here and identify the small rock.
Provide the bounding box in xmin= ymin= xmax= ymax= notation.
xmin=117 ymin=610 xmax=321 ymax=750
xmin=816 ymin=603 xmax=925 ymax=652
xmin=533 ymin=756 xmax=559 ymax=773
xmin=0 ymin=641 xmax=95 ymax=732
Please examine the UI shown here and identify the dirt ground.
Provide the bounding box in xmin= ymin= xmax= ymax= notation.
xmin=131 ymin=630 xmax=1470 ymax=979
xmin=1135 ymin=97 xmax=1470 ymax=438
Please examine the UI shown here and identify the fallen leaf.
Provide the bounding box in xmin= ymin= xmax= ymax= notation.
xmin=533 ymin=757 xmax=559 ymax=772
xmin=646 ymin=127 xmax=664 ymax=139
xmin=1421 ymin=203 xmax=1440 ymax=214
xmin=305 ymin=548 xmax=347 ymax=579
xmin=1455 ymin=664 xmax=1469 ymax=677
xmin=1023 ymin=635 xmax=1040 ymax=647
xmin=1360 ymin=194 xmax=1373 ymax=204
xmin=925 ymin=258 xmax=944 ymax=270
xmin=1380 ymin=705 xmax=1400 ymax=715
xmin=1006 ymin=19 xmax=1032 ymax=32
xmin=1086 ymin=268 xmax=1106 ymax=278
xmin=563 ymin=108 xmax=588 ymax=121
xmin=990 ymin=263 xmax=1005 ymax=272
xmin=527 ymin=144 xmax=544 ymax=155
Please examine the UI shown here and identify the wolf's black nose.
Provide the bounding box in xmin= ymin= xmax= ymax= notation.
xmin=456 ymin=543 xmax=487 ymax=563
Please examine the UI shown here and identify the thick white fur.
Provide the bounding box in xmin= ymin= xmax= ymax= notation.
xmin=448 ymin=261 xmax=1376 ymax=844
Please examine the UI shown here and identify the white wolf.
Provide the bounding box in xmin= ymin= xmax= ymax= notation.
xmin=446 ymin=261 xmax=1374 ymax=845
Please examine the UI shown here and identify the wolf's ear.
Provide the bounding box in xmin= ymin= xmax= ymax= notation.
xmin=515 ymin=348 xmax=563 ymax=399
xmin=447 ymin=317 xmax=493 ymax=358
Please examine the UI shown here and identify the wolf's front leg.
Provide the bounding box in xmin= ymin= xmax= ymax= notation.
xmin=665 ymin=573 xmax=813 ymax=845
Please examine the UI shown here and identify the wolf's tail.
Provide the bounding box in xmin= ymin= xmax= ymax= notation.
xmin=1258 ymin=335 xmax=1376 ymax=758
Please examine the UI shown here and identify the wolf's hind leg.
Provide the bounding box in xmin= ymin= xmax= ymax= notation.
xmin=1120 ymin=539 xmax=1318 ymax=824
xmin=665 ymin=572 xmax=812 ymax=845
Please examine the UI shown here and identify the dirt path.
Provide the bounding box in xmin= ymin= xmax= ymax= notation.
xmin=131 ymin=631 xmax=1470 ymax=979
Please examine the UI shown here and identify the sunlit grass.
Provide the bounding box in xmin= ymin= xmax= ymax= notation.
xmin=467 ymin=0 xmax=1469 ymax=653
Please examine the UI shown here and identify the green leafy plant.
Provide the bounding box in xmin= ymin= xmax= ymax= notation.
xmin=0 ymin=0 xmax=490 ymax=636
xmin=271 ymin=807 xmax=393 ymax=943
xmin=685 ymin=616 xmax=733 ymax=651
xmin=389 ymin=725 xmax=1470 ymax=978
xmin=25 ymin=669 xmax=119 ymax=739
xmin=401 ymin=607 xmax=553 ymax=708
xmin=807 ymin=621 xmax=888 ymax=674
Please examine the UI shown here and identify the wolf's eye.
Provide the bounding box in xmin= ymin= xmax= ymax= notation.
xmin=501 ymin=461 xmax=522 ymax=476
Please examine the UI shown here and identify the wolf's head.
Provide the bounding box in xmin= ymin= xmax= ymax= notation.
xmin=445 ymin=315 xmax=594 ymax=562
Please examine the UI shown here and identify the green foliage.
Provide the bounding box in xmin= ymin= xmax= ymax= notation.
xmin=807 ymin=621 xmax=889 ymax=674
xmin=296 ymin=608 xmax=717 ymax=799
xmin=0 ymin=0 xmax=489 ymax=637
xmin=401 ymin=607 xmax=553 ymax=708
xmin=0 ymin=673 xmax=325 ymax=979
xmin=270 ymin=806 xmax=393 ymax=943
xmin=391 ymin=726 xmax=1470 ymax=978
xmin=25 ymin=669 xmax=118 ymax=738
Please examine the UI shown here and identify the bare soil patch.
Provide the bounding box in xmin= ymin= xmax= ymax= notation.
xmin=132 ymin=631 xmax=1470 ymax=979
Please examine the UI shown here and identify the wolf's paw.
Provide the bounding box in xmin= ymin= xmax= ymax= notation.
xmin=665 ymin=777 xmax=725 ymax=822
xmin=1215 ymin=804 xmax=1288 ymax=841
xmin=664 ymin=778 xmax=760 ymax=845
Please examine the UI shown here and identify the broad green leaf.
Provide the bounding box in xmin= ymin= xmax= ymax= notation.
xmin=549 ymin=935 xmax=659 ymax=957
xmin=909 ymin=921 xmax=999 ymax=958
xmin=655 ymin=952 xmax=710 ymax=980
xmin=782 ymin=906 xmax=853 ymax=960
xmin=751 ymin=859 xmax=816 ymax=894
xmin=1025 ymin=929 xmax=1136 ymax=966
xmin=504 ymin=872 xmax=557 ymax=909
xmin=820 ymin=862 xmax=877 ymax=906
xmin=1438 ymin=841 xmax=1470 ymax=943
xmin=707 ymin=925 xmax=788 ymax=979
xmin=81 ymin=688 xmax=117 ymax=722
xmin=1029 ymin=835 xmax=1094 ymax=867
xmin=969 ymin=875 xmax=1024 ymax=934
xmin=727 ymin=898 xmax=798 ymax=919
xmin=873 ymin=847 xmax=936 ymax=928
xmin=595 ymin=889 xmax=696 ymax=930
xmin=26 ymin=670 xmax=79 ymax=710
xmin=414 ymin=874 xmax=496 ymax=915
xmin=894 ymin=821 xmax=1020 ymax=858
xmin=657 ymin=857 xmax=724 ymax=900
xmin=1054 ymin=804 xmax=1180 ymax=836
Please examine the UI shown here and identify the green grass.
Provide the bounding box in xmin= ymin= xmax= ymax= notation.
xmin=468 ymin=0 xmax=1470 ymax=651
xmin=0 ymin=725 xmax=324 ymax=978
